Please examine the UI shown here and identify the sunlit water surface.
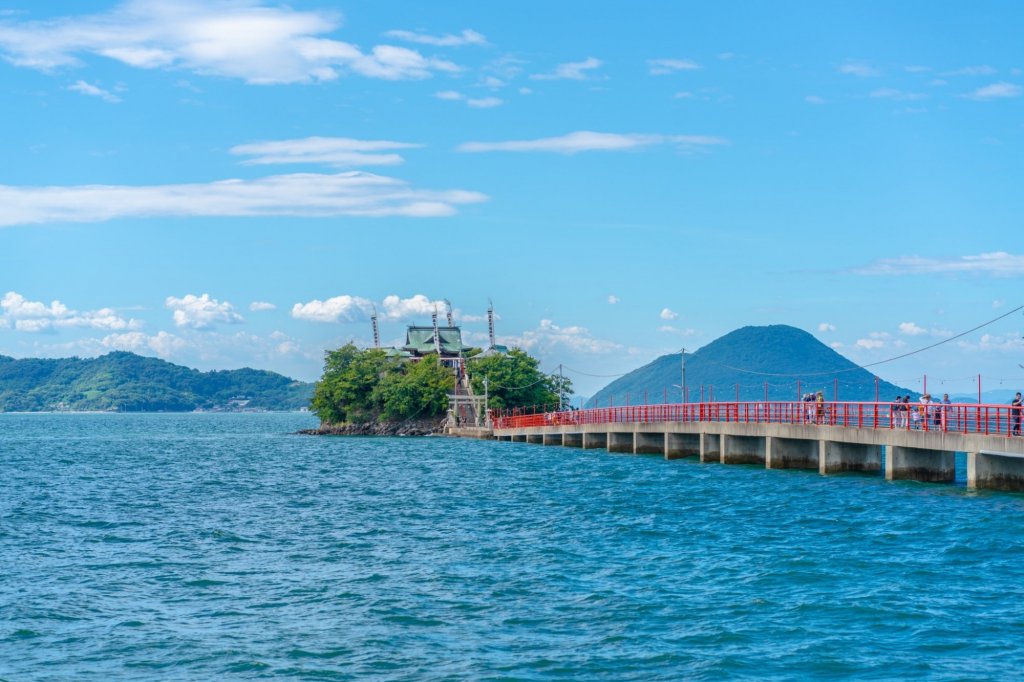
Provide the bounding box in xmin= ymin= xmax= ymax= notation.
xmin=2 ymin=413 xmax=1023 ymax=680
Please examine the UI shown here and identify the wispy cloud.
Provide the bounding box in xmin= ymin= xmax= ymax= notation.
xmin=384 ymin=28 xmax=486 ymax=47
xmin=249 ymin=301 xmax=276 ymax=311
xmin=647 ymin=58 xmax=700 ymax=75
xmin=854 ymin=252 xmax=1024 ymax=277
xmin=943 ymin=65 xmax=996 ymax=76
xmin=67 ymin=79 xmax=121 ymax=102
xmin=434 ymin=90 xmax=503 ymax=108
xmin=838 ymin=60 xmax=880 ymax=77
xmin=457 ymin=130 xmax=726 ymax=154
xmin=531 ymin=56 xmax=601 ymax=81
xmin=869 ymin=87 xmax=926 ymax=101
xmin=230 ymin=136 xmax=421 ymax=167
xmin=0 ymin=0 xmax=460 ymax=84
xmin=804 ymin=95 xmax=826 ymax=105
xmin=818 ymin=322 xmax=835 ymax=332
xmin=1 ymin=291 xmax=142 ymax=333
xmin=659 ymin=308 xmax=678 ymax=320
xmin=0 ymin=171 xmax=487 ymax=227
xmin=607 ymin=295 xmax=620 ymax=305
xmin=501 ymin=319 xmax=622 ymax=354
xmin=962 ymin=82 xmax=1021 ymax=100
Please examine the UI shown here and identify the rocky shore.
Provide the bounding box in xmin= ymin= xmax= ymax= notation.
xmin=297 ymin=418 xmax=444 ymax=437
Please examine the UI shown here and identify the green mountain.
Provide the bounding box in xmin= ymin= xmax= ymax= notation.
xmin=587 ymin=325 xmax=912 ymax=407
xmin=0 ymin=351 xmax=313 ymax=412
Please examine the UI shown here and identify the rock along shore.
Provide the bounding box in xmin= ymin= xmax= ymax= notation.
xmin=297 ymin=418 xmax=443 ymax=437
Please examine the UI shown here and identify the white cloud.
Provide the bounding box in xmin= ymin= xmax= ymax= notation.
xmin=838 ymin=60 xmax=880 ymax=77
xmin=435 ymin=89 xmax=464 ymax=100
xmin=607 ymin=295 xmax=620 ymax=305
xmin=855 ymin=338 xmax=884 ymax=349
xmin=383 ymin=28 xmax=486 ymax=47
xmin=0 ymin=171 xmax=487 ymax=227
xmin=230 ymin=136 xmax=421 ymax=167
xmin=904 ymin=65 xmax=931 ymax=73
xmin=898 ymin=321 xmax=926 ymax=336
xmin=291 ymin=295 xmax=372 ymax=323
xmin=818 ymin=322 xmax=835 ymax=332
xmin=102 ymin=330 xmax=187 ymax=357
xmin=659 ymin=307 xmax=678 ymax=320
xmin=962 ymin=82 xmax=1021 ymax=100
xmin=166 ymin=293 xmax=243 ymax=330
xmin=1 ymin=291 xmax=141 ymax=332
xmin=436 ymin=90 xmax=503 ymax=108
xmin=502 ymin=319 xmax=622 ymax=354
xmin=829 ymin=341 xmax=843 ymax=349
xmin=0 ymin=0 xmax=460 ymax=84
xmin=854 ymin=252 xmax=1024 ymax=277
xmin=805 ymin=95 xmax=826 ymax=105
xmin=249 ymin=301 xmax=276 ymax=311
xmin=674 ymin=91 xmax=694 ymax=99
xmin=457 ymin=130 xmax=727 ymax=154
xmin=531 ymin=56 xmax=601 ymax=81
xmin=869 ymin=87 xmax=926 ymax=101
xmin=993 ymin=299 xmax=1004 ymax=309
xmin=380 ymin=294 xmax=446 ymax=321
xmin=68 ymin=79 xmax=121 ymax=102
xmin=647 ymin=58 xmax=700 ymax=75
xmin=658 ymin=325 xmax=697 ymax=336
xmin=958 ymin=332 xmax=1024 ymax=353
xmin=944 ymin=65 xmax=996 ymax=76
xmin=467 ymin=96 xmax=503 ymax=108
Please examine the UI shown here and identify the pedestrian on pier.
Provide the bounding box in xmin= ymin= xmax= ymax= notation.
xmin=816 ymin=391 xmax=825 ymax=424
xmin=941 ymin=393 xmax=952 ymax=430
xmin=893 ymin=395 xmax=906 ymax=428
xmin=1012 ymin=392 xmax=1022 ymax=436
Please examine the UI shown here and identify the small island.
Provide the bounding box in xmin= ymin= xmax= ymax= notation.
xmin=305 ymin=312 xmax=569 ymax=436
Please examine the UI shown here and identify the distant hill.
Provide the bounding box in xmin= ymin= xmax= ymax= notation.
xmin=0 ymin=351 xmax=313 ymax=412
xmin=587 ymin=325 xmax=913 ymax=407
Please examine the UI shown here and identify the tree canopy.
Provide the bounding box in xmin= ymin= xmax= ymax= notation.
xmin=311 ymin=345 xmax=570 ymax=425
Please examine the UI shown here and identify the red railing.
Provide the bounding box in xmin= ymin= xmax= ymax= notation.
xmin=493 ymin=401 xmax=1024 ymax=438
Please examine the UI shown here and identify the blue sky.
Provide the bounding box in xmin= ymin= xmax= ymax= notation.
xmin=0 ymin=0 xmax=1022 ymax=397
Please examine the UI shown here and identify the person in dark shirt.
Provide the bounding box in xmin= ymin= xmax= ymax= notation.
xmin=1012 ymin=392 xmax=1022 ymax=436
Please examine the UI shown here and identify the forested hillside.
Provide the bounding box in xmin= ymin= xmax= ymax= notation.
xmin=0 ymin=352 xmax=312 ymax=412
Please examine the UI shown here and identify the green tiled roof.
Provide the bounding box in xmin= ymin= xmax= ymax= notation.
xmin=403 ymin=326 xmax=468 ymax=355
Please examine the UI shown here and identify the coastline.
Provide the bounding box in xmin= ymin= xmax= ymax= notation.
xmin=298 ymin=418 xmax=443 ymax=437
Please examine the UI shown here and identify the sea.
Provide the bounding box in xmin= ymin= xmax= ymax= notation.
xmin=2 ymin=412 xmax=1024 ymax=680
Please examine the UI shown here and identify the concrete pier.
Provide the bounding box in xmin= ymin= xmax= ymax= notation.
xmin=886 ymin=445 xmax=955 ymax=483
xmin=494 ymin=411 xmax=1024 ymax=492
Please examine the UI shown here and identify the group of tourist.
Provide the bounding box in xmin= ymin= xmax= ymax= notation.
xmin=891 ymin=393 xmax=952 ymax=430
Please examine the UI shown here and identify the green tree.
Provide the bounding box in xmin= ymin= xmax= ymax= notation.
xmin=311 ymin=344 xmax=398 ymax=423
xmin=468 ymin=349 xmax=569 ymax=410
xmin=376 ymin=354 xmax=454 ymax=420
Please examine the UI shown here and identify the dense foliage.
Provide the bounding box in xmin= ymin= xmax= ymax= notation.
xmin=587 ymin=325 xmax=910 ymax=407
xmin=0 ymin=351 xmax=313 ymax=412
xmin=468 ymin=349 xmax=567 ymax=410
xmin=311 ymin=345 xmax=569 ymax=425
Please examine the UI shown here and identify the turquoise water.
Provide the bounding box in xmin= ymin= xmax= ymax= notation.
xmin=2 ymin=413 xmax=1024 ymax=680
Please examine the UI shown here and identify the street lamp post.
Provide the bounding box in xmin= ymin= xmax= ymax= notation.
xmin=681 ymin=347 xmax=687 ymax=404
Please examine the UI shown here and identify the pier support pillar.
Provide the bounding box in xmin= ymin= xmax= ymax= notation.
xmin=722 ymin=434 xmax=766 ymax=465
xmin=666 ymin=432 xmax=700 ymax=460
xmin=563 ymin=433 xmax=583 ymax=448
xmin=766 ymin=437 xmax=818 ymax=470
xmin=700 ymin=432 xmax=721 ymax=463
xmin=512 ymin=434 xmax=526 ymax=443
xmin=885 ymin=445 xmax=954 ymax=483
xmin=527 ymin=434 xmax=543 ymax=445
xmin=634 ymin=432 xmax=666 ymax=455
xmin=820 ymin=441 xmax=882 ymax=475
xmin=608 ymin=432 xmax=634 ymax=454
xmin=967 ymin=451 xmax=1024 ymax=491
xmin=583 ymin=432 xmax=607 ymax=450
xmin=542 ymin=433 xmax=563 ymax=446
